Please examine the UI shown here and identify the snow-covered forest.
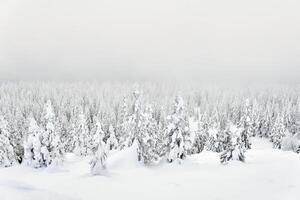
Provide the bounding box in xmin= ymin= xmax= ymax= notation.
xmin=0 ymin=82 xmax=299 ymax=170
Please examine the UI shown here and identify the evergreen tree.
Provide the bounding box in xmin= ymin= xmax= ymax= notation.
xmin=23 ymin=117 xmax=43 ymax=168
xmin=0 ymin=115 xmax=16 ymax=167
xmin=270 ymin=114 xmax=286 ymax=149
xmin=166 ymin=96 xmax=191 ymax=163
xmin=9 ymin=109 xmax=25 ymax=163
xmin=74 ymin=112 xmax=90 ymax=156
xmin=137 ymin=104 xmax=159 ymax=165
xmin=116 ymin=97 xmax=133 ymax=149
xmin=90 ymin=118 xmax=105 ymax=152
xmin=220 ymin=123 xmax=246 ymax=164
xmin=206 ymin=121 xmax=222 ymax=152
xmin=190 ymin=114 xmax=206 ymax=154
xmin=40 ymin=100 xmax=63 ymax=166
xmin=239 ymin=99 xmax=253 ymax=150
xmin=90 ymin=133 xmax=108 ymax=175
xmin=107 ymin=124 xmax=118 ymax=150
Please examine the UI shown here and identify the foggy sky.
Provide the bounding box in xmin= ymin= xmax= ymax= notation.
xmin=0 ymin=0 xmax=299 ymax=83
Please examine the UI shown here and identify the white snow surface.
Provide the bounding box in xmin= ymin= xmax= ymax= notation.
xmin=0 ymin=138 xmax=299 ymax=200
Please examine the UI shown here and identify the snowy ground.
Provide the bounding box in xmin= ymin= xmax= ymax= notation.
xmin=0 ymin=138 xmax=299 ymax=200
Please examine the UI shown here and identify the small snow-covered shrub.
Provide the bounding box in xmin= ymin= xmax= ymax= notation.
xmin=282 ymin=133 xmax=300 ymax=153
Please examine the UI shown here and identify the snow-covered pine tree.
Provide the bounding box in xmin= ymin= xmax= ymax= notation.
xmin=23 ymin=117 xmax=44 ymax=168
xmin=116 ymin=97 xmax=133 ymax=149
xmin=206 ymin=120 xmax=222 ymax=152
xmin=0 ymin=115 xmax=16 ymax=167
xmin=166 ymin=96 xmax=191 ymax=163
xmin=74 ymin=111 xmax=90 ymax=156
xmin=8 ymin=109 xmax=25 ymax=163
xmin=107 ymin=124 xmax=118 ymax=151
xmin=130 ymin=89 xmax=145 ymax=162
xmin=40 ymin=100 xmax=63 ymax=166
xmin=149 ymin=106 xmax=169 ymax=159
xmin=189 ymin=110 xmax=206 ymax=154
xmin=137 ymin=104 xmax=159 ymax=165
xmin=90 ymin=118 xmax=105 ymax=152
xmin=90 ymin=132 xmax=108 ymax=175
xmin=220 ymin=123 xmax=246 ymax=164
xmin=239 ymin=99 xmax=253 ymax=150
xmin=270 ymin=114 xmax=286 ymax=149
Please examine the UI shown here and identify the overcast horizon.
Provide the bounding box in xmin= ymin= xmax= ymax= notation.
xmin=0 ymin=0 xmax=299 ymax=83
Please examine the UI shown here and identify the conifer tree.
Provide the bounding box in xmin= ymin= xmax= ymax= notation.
xmin=90 ymin=118 xmax=105 ymax=152
xmin=166 ymin=96 xmax=191 ymax=163
xmin=90 ymin=133 xmax=107 ymax=175
xmin=137 ymin=104 xmax=159 ymax=165
xmin=220 ymin=123 xmax=246 ymax=164
xmin=40 ymin=100 xmax=63 ymax=166
xmin=239 ymin=99 xmax=253 ymax=150
xmin=23 ymin=117 xmax=44 ymax=168
xmin=107 ymin=124 xmax=118 ymax=150
xmin=270 ymin=114 xmax=286 ymax=149
xmin=116 ymin=97 xmax=133 ymax=149
xmin=190 ymin=113 xmax=206 ymax=154
xmin=0 ymin=115 xmax=16 ymax=167
xmin=74 ymin=112 xmax=90 ymax=156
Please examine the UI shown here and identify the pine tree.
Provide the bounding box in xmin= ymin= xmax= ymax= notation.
xmin=116 ymin=97 xmax=133 ymax=149
xmin=90 ymin=134 xmax=108 ymax=175
xmin=23 ymin=117 xmax=44 ymax=168
xmin=270 ymin=114 xmax=286 ymax=149
xmin=137 ymin=104 xmax=159 ymax=165
xmin=206 ymin=121 xmax=222 ymax=152
xmin=166 ymin=96 xmax=191 ymax=163
xmin=107 ymin=124 xmax=118 ymax=150
xmin=90 ymin=118 xmax=105 ymax=152
xmin=74 ymin=112 xmax=90 ymax=156
xmin=239 ymin=99 xmax=253 ymax=150
xmin=0 ymin=115 xmax=16 ymax=167
xmin=190 ymin=113 xmax=206 ymax=154
xmin=9 ymin=109 xmax=25 ymax=163
xmin=220 ymin=123 xmax=245 ymax=164
xmin=131 ymin=89 xmax=145 ymax=162
xmin=40 ymin=100 xmax=63 ymax=166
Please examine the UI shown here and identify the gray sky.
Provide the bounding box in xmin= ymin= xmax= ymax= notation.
xmin=0 ymin=0 xmax=299 ymax=83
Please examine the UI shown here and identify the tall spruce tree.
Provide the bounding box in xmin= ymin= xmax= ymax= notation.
xmin=74 ymin=112 xmax=90 ymax=156
xmin=270 ymin=114 xmax=286 ymax=149
xmin=166 ymin=96 xmax=191 ymax=163
xmin=239 ymin=99 xmax=253 ymax=150
xmin=90 ymin=129 xmax=107 ymax=175
xmin=0 ymin=115 xmax=16 ymax=167
xmin=220 ymin=123 xmax=246 ymax=164
xmin=137 ymin=104 xmax=159 ymax=165
xmin=23 ymin=117 xmax=44 ymax=168
xmin=40 ymin=100 xmax=63 ymax=166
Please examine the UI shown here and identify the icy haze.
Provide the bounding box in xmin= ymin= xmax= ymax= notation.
xmin=0 ymin=0 xmax=300 ymax=82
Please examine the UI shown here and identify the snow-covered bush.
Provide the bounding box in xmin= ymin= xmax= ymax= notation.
xmin=281 ymin=132 xmax=300 ymax=153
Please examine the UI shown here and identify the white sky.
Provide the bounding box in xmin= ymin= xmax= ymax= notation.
xmin=0 ymin=0 xmax=299 ymax=83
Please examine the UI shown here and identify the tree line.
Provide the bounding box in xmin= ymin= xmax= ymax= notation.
xmin=0 ymin=82 xmax=299 ymax=174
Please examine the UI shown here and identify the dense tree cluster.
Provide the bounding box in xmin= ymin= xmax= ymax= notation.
xmin=0 ymin=82 xmax=299 ymax=171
